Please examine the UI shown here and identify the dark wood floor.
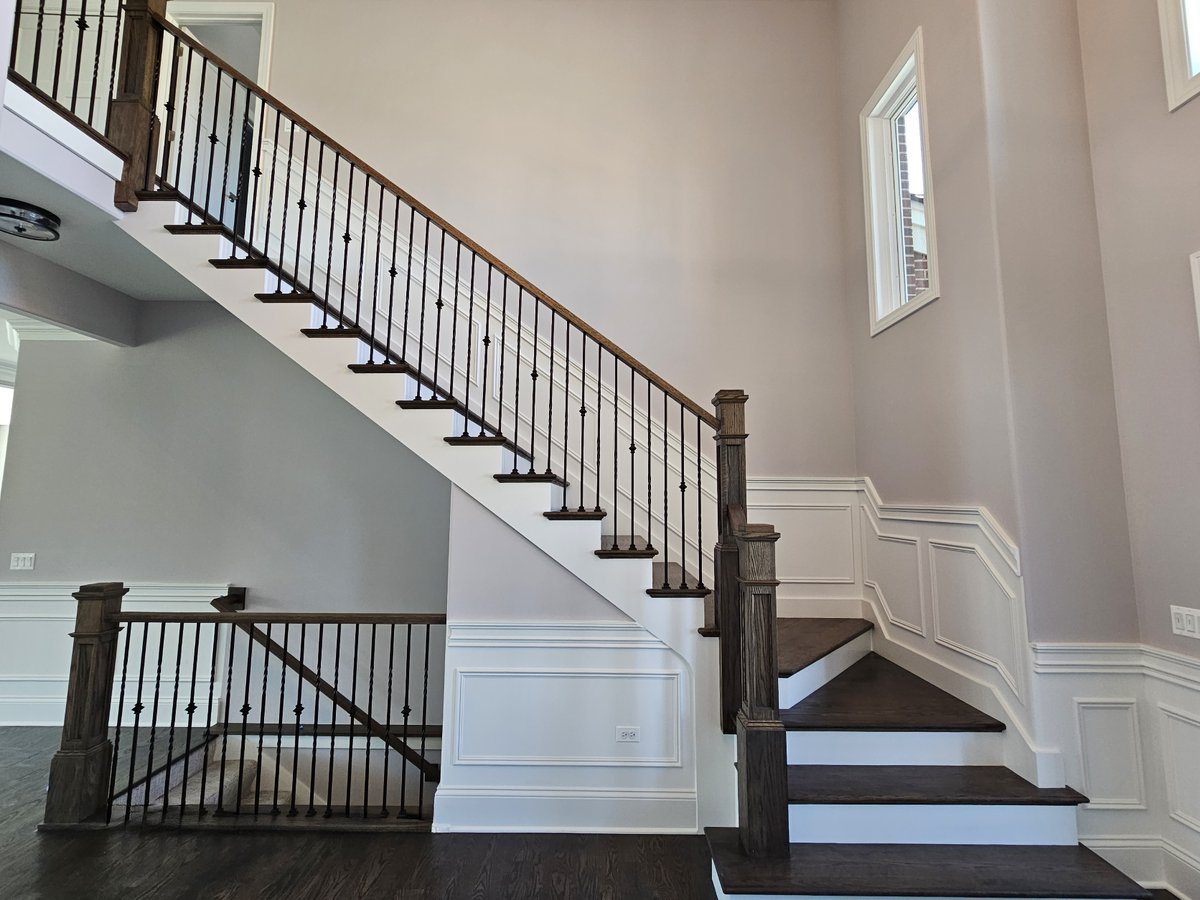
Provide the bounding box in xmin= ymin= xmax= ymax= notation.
xmin=1 ymin=727 xmax=716 ymax=900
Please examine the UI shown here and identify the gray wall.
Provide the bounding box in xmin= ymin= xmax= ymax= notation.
xmin=0 ymin=301 xmax=451 ymax=613
xmin=206 ymin=0 xmax=857 ymax=477
xmin=1077 ymin=0 xmax=1200 ymax=653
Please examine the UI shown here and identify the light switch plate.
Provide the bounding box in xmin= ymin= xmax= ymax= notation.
xmin=9 ymin=552 xmax=35 ymax=571
xmin=1170 ymin=605 xmax=1200 ymax=639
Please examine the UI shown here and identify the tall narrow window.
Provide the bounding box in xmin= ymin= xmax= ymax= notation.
xmin=860 ymin=28 xmax=939 ymax=335
xmin=1158 ymin=0 xmax=1200 ymax=109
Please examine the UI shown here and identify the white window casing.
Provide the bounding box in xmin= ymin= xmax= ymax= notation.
xmin=1158 ymin=0 xmax=1200 ymax=111
xmin=860 ymin=28 xmax=940 ymax=336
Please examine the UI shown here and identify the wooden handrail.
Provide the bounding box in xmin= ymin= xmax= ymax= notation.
xmin=148 ymin=10 xmax=718 ymax=429
xmin=116 ymin=611 xmax=448 ymax=625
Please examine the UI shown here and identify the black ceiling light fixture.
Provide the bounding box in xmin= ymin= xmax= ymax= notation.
xmin=0 ymin=198 xmax=61 ymax=241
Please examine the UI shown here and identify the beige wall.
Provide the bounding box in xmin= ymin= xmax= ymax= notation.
xmin=1077 ymin=0 xmax=1200 ymax=653
xmin=213 ymin=0 xmax=857 ymax=476
xmin=0 ymin=302 xmax=451 ymax=613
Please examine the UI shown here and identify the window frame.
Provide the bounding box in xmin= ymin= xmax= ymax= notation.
xmin=860 ymin=28 xmax=941 ymax=337
xmin=1158 ymin=0 xmax=1200 ymax=111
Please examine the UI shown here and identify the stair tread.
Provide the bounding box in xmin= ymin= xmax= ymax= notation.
xmin=595 ymin=534 xmax=657 ymax=558
xmin=646 ymin=561 xmax=709 ymax=597
xmin=785 ymin=765 xmax=1087 ymax=806
xmin=706 ymin=828 xmax=1151 ymax=898
xmin=781 ymin=653 xmax=1005 ymax=732
xmin=777 ymin=618 xmax=873 ymax=677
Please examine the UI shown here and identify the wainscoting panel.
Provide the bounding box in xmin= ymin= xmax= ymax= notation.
xmin=0 ymin=582 xmax=230 ymax=725
xmin=1161 ymin=704 xmax=1200 ymax=834
xmin=435 ymin=621 xmax=698 ymax=834
xmin=860 ymin=506 xmax=923 ymax=636
xmin=1075 ymin=699 xmax=1146 ymax=809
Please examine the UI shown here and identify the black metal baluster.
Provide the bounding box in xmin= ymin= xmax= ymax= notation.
xmin=30 ymin=1 xmax=46 ymax=87
xmin=479 ymin=263 xmax=495 ymax=431
xmin=105 ymin=0 xmax=121 ymax=120
xmin=258 ymin=106 xmax=282 ymax=265
xmin=367 ymin=182 xmax=385 ymax=352
xmin=87 ymin=0 xmax=106 ymax=127
xmin=307 ymin=624 xmax=323 ymax=817
xmin=51 ymin=0 xmax=67 ymax=100
xmin=364 ymin=623 xmax=376 ymax=817
xmin=559 ymin=323 xmax=570 ymax=511
xmin=254 ymin=623 xmax=272 ymax=816
xmin=240 ymin=95 xmax=267 ymax=259
xmin=292 ymin=133 xmax=311 ymax=293
xmin=497 ymin=279 xmax=510 ymax=441
xmin=172 ymin=45 xmax=194 ymax=195
xmin=69 ymin=0 xmax=89 ymax=116
xmin=594 ymin=340 xmax=603 ymax=514
xmin=546 ymin=311 xmax=556 ymax=476
xmin=178 ymin=621 xmax=202 ymax=825
xmin=198 ymin=622 xmax=222 ymax=817
xmin=324 ymin=623 xmax=341 ymax=818
xmin=272 ymin=120 xmax=297 ymax=289
xmin=528 ymin=302 xmax=540 ymax=474
xmin=322 ymin=153 xmax=341 ymax=323
xmin=611 ymin=354 xmax=620 ymax=550
xmin=202 ymin=69 xmax=224 ymax=222
xmin=510 ymin=287 xmax=524 ymax=470
xmin=10 ymin=1 xmax=24 ymax=73
xmin=217 ymin=73 xmax=239 ymax=237
xmin=306 ymin=142 xmax=324 ymax=295
xmin=446 ymin=241 xmax=462 ymax=401
xmin=398 ymin=624 xmax=412 ymax=818
xmin=141 ymin=622 xmax=167 ymax=822
xmin=124 ymin=622 xmax=149 ymax=826
xmin=577 ymin=333 xmax=588 ymax=512
xmin=185 ymin=58 xmax=208 ymax=223
xmin=383 ymin=195 xmax=401 ymax=359
xmin=628 ymin=365 xmax=637 ymax=551
xmin=662 ymin=391 xmax=670 ymax=588
xmin=345 ymin=624 xmax=360 ymax=816
xmin=696 ymin=416 xmax=706 ymax=589
xmin=381 ymin=623 xmax=395 ymax=817
xmin=426 ymin=229 xmax=447 ymax=399
xmin=417 ymin=625 xmax=432 ymax=820
xmin=414 ymin=222 xmax=435 ymax=388
xmin=679 ymin=400 xmax=690 ymax=589
xmin=647 ymin=377 xmax=654 ymax=555
xmin=106 ymin=621 xmax=132 ymax=824
xmin=156 ymin=30 xmax=180 ymax=186
xmin=289 ymin=623 xmax=305 ymax=817
xmin=336 ymin=164 xmax=355 ymax=322
xmin=161 ymin=622 xmax=185 ymax=823
xmin=139 ymin=29 xmax=161 ymax=192
xmin=235 ymin=625 xmax=256 ymax=817
xmin=353 ymin=173 xmax=370 ymax=326
xmin=462 ymin=251 xmax=477 ymax=422
xmin=270 ymin=624 xmax=286 ymax=814
xmin=217 ymin=626 xmax=236 ymax=814
xmin=401 ymin=208 xmax=418 ymax=353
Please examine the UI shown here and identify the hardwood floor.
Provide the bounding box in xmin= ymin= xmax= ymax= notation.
xmin=0 ymin=728 xmax=716 ymax=900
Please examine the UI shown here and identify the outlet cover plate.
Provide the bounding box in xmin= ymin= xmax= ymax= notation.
xmin=9 ymin=553 xmax=34 ymax=571
xmin=616 ymin=726 xmax=640 ymax=743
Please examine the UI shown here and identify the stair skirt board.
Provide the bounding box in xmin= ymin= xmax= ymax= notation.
xmin=786 ymin=731 xmax=1003 ymax=766
xmin=787 ymin=803 xmax=1078 ymax=846
xmin=778 ymin=631 xmax=873 ymax=709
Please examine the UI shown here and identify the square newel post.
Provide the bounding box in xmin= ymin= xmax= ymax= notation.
xmin=734 ymin=525 xmax=789 ymax=859
xmin=44 ymin=582 xmax=128 ymax=825
xmin=107 ymin=0 xmax=168 ymax=210
xmin=713 ymin=389 xmax=749 ymax=734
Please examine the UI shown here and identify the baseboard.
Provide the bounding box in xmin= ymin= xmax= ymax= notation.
xmin=431 ymin=785 xmax=698 ymax=833
xmin=1084 ymin=835 xmax=1200 ymax=900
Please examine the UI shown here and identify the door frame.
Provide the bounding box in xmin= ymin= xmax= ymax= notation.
xmin=166 ymin=1 xmax=275 ymax=90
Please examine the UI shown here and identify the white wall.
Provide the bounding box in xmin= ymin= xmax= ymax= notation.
xmin=196 ymin=0 xmax=857 ymax=478
xmin=0 ymin=301 xmax=451 ymax=613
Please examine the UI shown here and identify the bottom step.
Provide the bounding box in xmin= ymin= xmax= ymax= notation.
xmin=706 ymin=828 xmax=1150 ymax=900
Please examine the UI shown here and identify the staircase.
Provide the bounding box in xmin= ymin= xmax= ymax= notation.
xmin=707 ymin=618 xmax=1149 ymax=900
xmin=7 ymin=3 xmax=1156 ymax=897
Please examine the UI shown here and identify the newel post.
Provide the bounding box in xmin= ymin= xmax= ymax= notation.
xmin=734 ymin=525 xmax=789 ymax=858
xmin=44 ymin=582 xmax=128 ymax=825
xmin=713 ymin=389 xmax=749 ymax=734
xmin=107 ymin=0 xmax=168 ymax=210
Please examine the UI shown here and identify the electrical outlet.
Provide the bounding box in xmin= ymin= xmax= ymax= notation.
xmin=615 ymin=726 xmax=640 ymax=743
xmin=9 ymin=553 xmax=34 ymax=571
xmin=1170 ymin=605 xmax=1200 ymax=639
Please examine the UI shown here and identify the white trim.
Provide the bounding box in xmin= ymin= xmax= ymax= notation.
xmin=167 ymin=2 xmax=275 ymax=90
xmin=447 ymin=622 xmax=666 ymax=651
xmin=1191 ymin=251 xmax=1200 ymax=349
xmin=2 ymin=76 xmax=125 ymax=180
xmin=1031 ymin=642 xmax=1200 ymax=691
xmin=1160 ymin=703 xmax=1200 ymax=834
xmin=860 ymin=27 xmax=941 ymax=336
xmin=431 ymin=785 xmax=699 ymax=834
xmin=1158 ymin=0 xmax=1200 ymax=111
xmin=1082 ymin=834 xmax=1200 ymax=899
xmin=1074 ymin=698 xmax=1147 ymax=810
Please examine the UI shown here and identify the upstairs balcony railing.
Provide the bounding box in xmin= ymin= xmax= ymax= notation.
xmin=11 ymin=0 xmax=790 ymax=855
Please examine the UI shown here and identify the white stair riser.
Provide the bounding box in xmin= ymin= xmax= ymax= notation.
xmin=788 ymin=803 xmax=1078 ymax=845
xmin=786 ymin=731 xmax=1003 ymax=766
xmin=778 ymin=632 xmax=872 ymax=708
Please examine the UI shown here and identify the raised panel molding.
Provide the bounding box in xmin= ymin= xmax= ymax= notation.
xmin=752 ymin=502 xmax=856 ymax=585
xmin=1161 ymin=704 xmax=1200 ymax=833
xmin=1075 ymin=700 xmax=1147 ymax=810
xmin=928 ymin=540 xmax=1023 ymax=699
xmin=859 ymin=505 xmax=924 ymax=636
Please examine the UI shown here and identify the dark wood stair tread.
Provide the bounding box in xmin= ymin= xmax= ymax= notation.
xmin=136 ymin=189 xmax=182 ymax=201
xmin=595 ymin=535 xmax=657 ymax=559
xmin=446 ymin=434 xmax=508 ymax=446
xmin=777 ymin=618 xmax=873 ymax=678
xmin=210 ymin=256 xmax=272 ymax=269
xmin=165 ymin=223 xmax=224 ymax=234
xmin=781 ymin=653 xmax=1005 ymax=732
xmin=544 ymin=508 xmax=607 ymax=520
xmin=706 ymin=828 xmax=1151 ymax=898
xmin=397 ymin=397 xmax=457 ymax=410
xmin=494 ymin=471 xmax=568 ymax=487
xmin=258 ymin=291 xmax=319 ymax=303
xmin=302 ymin=327 xmax=362 ymax=338
xmin=646 ymin=561 xmax=709 ymax=597
xmin=350 ymin=362 xmax=409 ymax=373
xmin=786 ymin=766 xmax=1087 ymax=806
